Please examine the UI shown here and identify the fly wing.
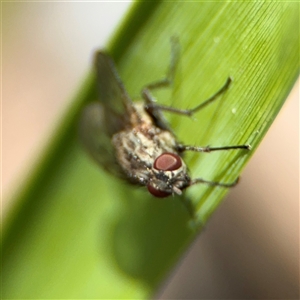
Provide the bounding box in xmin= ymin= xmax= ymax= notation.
xmin=95 ymin=51 xmax=134 ymax=135
xmin=79 ymin=52 xmax=134 ymax=179
xmin=79 ymin=102 xmax=125 ymax=178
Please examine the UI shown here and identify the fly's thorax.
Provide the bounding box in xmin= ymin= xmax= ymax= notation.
xmin=112 ymin=121 xmax=179 ymax=180
xmin=112 ymin=126 xmax=191 ymax=197
xmin=129 ymin=102 xmax=153 ymax=127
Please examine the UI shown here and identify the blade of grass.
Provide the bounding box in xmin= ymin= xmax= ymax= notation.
xmin=2 ymin=1 xmax=299 ymax=299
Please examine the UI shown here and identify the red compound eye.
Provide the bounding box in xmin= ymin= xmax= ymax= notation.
xmin=147 ymin=184 xmax=171 ymax=198
xmin=154 ymin=153 xmax=182 ymax=171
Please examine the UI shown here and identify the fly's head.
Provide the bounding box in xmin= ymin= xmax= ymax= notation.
xmin=147 ymin=152 xmax=191 ymax=198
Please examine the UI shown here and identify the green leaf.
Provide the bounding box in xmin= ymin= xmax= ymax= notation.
xmin=2 ymin=2 xmax=299 ymax=299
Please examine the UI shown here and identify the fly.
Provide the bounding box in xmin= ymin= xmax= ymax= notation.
xmin=80 ymin=38 xmax=250 ymax=198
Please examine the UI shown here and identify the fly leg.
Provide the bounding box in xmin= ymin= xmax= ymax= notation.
xmin=142 ymin=40 xmax=233 ymax=118
xmin=141 ymin=38 xmax=232 ymax=121
xmin=190 ymin=177 xmax=240 ymax=188
xmin=144 ymin=76 xmax=232 ymax=116
xmin=177 ymin=143 xmax=251 ymax=188
xmin=177 ymin=144 xmax=251 ymax=153
xmin=141 ymin=35 xmax=233 ymax=117
xmin=141 ymin=37 xmax=180 ymax=130
xmin=142 ymin=36 xmax=180 ymax=103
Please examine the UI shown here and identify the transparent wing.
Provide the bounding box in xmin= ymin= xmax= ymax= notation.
xmin=79 ymin=52 xmax=138 ymax=178
xmin=94 ymin=51 xmax=134 ymax=135
xmin=79 ymin=102 xmax=125 ymax=178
